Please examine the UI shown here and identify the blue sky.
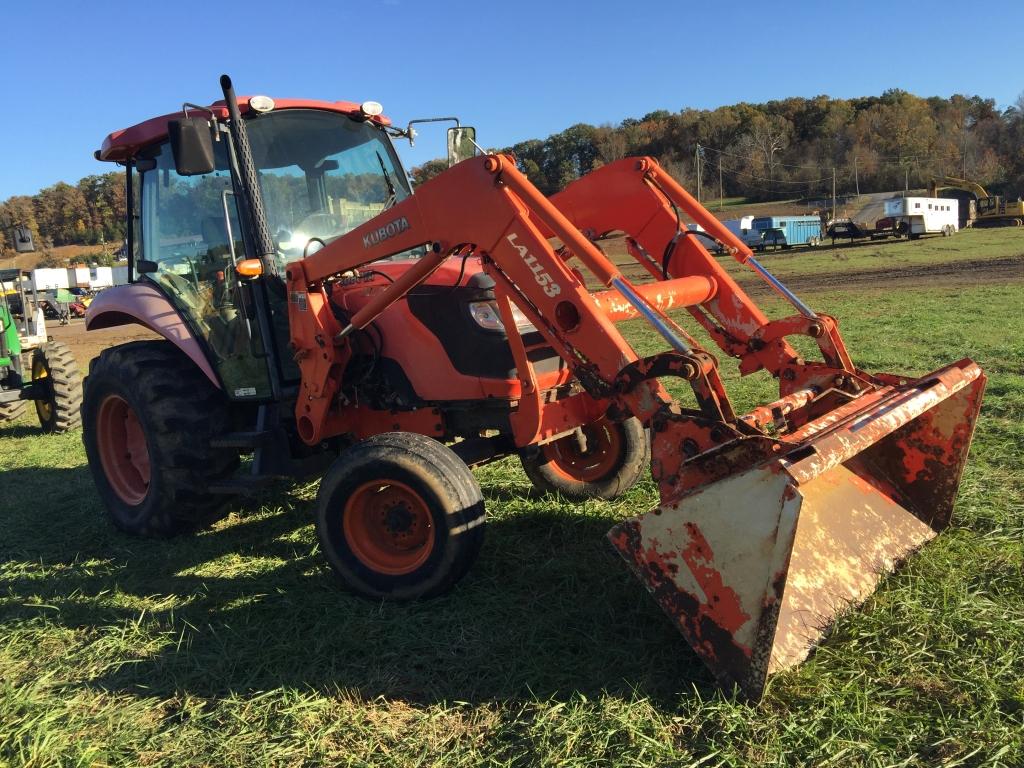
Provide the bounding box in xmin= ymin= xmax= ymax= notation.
xmin=0 ymin=0 xmax=1020 ymax=200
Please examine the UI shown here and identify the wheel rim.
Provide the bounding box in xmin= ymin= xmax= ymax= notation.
xmin=343 ymin=480 xmax=435 ymax=575
xmin=96 ymin=394 xmax=151 ymax=505
xmin=542 ymin=419 xmax=624 ymax=483
xmin=31 ymin=356 xmax=53 ymax=424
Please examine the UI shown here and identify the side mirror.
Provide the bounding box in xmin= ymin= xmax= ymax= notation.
xmin=447 ymin=126 xmax=477 ymax=167
xmin=12 ymin=225 xmax=34 ymax=253
xmin=168 ymin=118 xmax=215 ymax=176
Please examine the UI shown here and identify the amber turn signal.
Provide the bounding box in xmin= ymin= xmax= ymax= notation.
xmin=236 ymin=259 xmax=263 ymax=277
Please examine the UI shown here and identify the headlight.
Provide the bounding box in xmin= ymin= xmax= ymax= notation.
xmin=468 ymin=300 xmax=536 ymax=333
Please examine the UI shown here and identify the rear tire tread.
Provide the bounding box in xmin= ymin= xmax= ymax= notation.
xmin=82 ymin=340 xmax=239 ymax=537
xmin=0 ymin=399 xmax=26 ymax=423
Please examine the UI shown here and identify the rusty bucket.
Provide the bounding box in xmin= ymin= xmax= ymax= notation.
xmin=609 ymin=359 xmax=986 ymax=699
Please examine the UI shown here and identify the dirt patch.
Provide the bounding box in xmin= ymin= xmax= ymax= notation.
xmin=5 ymin=243 xmax=119 ymax=272
xmin=751 ymin=256 xmax=1024 ymax=294
xmin=611 ymin=247 xmax=1023 ymax=295
xmin=46 ymin=320 xmax=157 ymax=371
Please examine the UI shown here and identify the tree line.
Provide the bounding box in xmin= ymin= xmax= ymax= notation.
xmin=0 ymin=172 xmax=126 ymax=254
xmin=5 ymin=89 xmax=1023 ymax=256
xmin=413 ymin=90 xmax=1024 ymax=202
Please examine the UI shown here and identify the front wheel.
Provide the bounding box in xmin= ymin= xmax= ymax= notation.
xmin=519 ymin=416 xmax=649 ymax=501
xmin=316 ymin=432 xmax=486 ymax=600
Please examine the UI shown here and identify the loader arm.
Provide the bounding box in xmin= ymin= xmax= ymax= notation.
xmin=550 ymin=157 xmax=855 ymax=380
xmin=286 ymin=153 xmax=734 ymax=448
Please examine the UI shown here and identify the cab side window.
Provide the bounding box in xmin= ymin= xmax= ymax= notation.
xmin=139 ymin=141 xmax=272 ymax=399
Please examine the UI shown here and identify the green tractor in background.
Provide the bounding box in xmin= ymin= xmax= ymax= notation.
xmin=1 ymin=267 xmax=81 ymax=432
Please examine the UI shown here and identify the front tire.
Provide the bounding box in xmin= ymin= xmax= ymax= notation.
xmin=316 ymin=432 xmax=485 ymax=601
xmin=82 ymin=340 xmax=239 ymax=537
xmin=519 ymin=416 xmax=649 ymax=501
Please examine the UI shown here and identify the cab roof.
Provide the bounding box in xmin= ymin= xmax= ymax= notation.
xmin=97 ymin=97 xmax=392 ymax=163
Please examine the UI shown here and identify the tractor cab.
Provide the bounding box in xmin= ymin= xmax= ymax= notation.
xmin=103 ymin=98 xmax=424 ymax=400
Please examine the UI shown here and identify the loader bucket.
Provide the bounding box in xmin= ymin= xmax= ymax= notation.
xmin=609 ymin=359 xmax=985 ymax=699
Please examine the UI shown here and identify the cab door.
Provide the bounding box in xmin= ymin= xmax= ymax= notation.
xmin=138 ymin=140 xmax=274 ymax=400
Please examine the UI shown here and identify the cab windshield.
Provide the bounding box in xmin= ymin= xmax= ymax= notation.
xmin=245 ymin=109 xmax=411 ymax=261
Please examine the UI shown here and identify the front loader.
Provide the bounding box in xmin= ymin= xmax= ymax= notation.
xmin=82 ymin=76 xmax=984 ymax=698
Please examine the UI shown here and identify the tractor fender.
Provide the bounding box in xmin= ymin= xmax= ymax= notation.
xmin=85 ymin=282 xmax=220 ymax=388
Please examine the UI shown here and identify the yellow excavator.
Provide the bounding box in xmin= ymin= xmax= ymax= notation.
xmin=929 ymin=176 xmax=1024 ymax=227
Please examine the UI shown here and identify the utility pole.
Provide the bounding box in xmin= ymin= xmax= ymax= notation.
xmin=832 ymin=167 xmax=837 ymax=221
xmin=695 ymin=144 xmax=702 ymax=203
xmin=905 ymin=166 xmax=909 ymax=193
xmin=718 ymin=157 xmax=723 ymax=210
xmin=854 ymin=156 xmax=860 ymax=197
xmin=962 ymin=126 xmax=968 ymax=179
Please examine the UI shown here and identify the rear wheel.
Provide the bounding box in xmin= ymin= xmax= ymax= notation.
xmin=520 ymin=416 xmax=649 ymax=500
xmin=316 ymin=432 xmax=485 ymax=600
xmin=82 ymin=340 xmax=239 ymax=537
xmin=31 ymin=341 xmax=82 ymax=432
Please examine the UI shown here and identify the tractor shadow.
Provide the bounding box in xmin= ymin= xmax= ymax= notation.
xmin=0 ymin=422 xmax=46 ymax=440
xmin=0 ymin=464 xmax=713 ymax=706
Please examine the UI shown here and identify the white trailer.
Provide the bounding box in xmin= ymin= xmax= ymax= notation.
xmin=29 ymin=268 xmax=70 ymax=291
xmin=688 ymin=216 xmax=760 ymax=254
xmin=883 ymin=197 xmax=959 ymax=238
xmin=88 ymin=266 xmax=114 ymax=288
xmin=67 ymin=266 xmax=91 ymax=288
xmin=722 ymin=216 xmax=762 ymax=249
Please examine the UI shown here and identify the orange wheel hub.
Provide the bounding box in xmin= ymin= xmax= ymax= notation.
xmin=343 ymin=480 xmax=435 ymax=575
xmin=542 ymin=419 xmax=623 ymax=483
xmin=96 ymin=394 xmax=151 ymax=505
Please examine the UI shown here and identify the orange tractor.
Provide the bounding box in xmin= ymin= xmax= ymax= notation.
xmin=83 ymin=76 xmax=985 ymax=698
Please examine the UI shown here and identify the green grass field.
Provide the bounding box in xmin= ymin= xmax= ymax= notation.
xmin=1 ymin=230 xmax=1023 ymax=767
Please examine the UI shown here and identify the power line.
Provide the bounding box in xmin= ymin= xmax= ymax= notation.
xmin=718 ymin=165 xmax=832 ymax=185
xmin=697 ymin=141 xmax=959 ymax=173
